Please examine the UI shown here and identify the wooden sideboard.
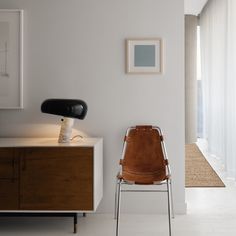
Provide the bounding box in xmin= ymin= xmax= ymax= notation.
xmin=0 ymin=138 xmax=103 ymax=232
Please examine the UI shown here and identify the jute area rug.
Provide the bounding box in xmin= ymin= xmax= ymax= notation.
xmin=185 ymin=143 xmax=225 ymax=187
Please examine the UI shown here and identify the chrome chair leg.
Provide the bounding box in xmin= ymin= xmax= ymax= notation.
xmin=170 ymin=179 xmax=175 ymax=219
xmin=116 ymin=180 xmax=122 ymax=236
xmin=114 ymin=178 xmax=119 ymax=219
xmin=167 ymin=180 xmax=172 ymax=236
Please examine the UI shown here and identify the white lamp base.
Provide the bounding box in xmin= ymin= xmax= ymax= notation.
xmin=58 ymin=117 xmax=74 ymax=143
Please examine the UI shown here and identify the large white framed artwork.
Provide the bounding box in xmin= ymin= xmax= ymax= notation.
xmin=0 ymin=10 xmax=23 ymax=109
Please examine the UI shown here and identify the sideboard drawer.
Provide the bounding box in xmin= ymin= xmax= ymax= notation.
xmin=0 ymin=148 xmax=19 ymax=209
xmin=20 ymin=147 xmax=94 ymax=210
xmin=0 ymin=149 xmax=18 ymax=179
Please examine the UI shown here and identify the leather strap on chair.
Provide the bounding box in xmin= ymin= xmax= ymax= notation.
xmin=136 ymin=125 xmax=152 ymax=130
xmin=153 ymin=180 xmax=164 ymax=184
xmin=164 ymin=159 xmax=169 ymax=165
xmin=117 ymin=172 xmax=123 ymax=179
xmin=160 ymin=135 xmax=164 ymax=141
xmin=166 ymin=174 xmax=171 ymax=179
xmin=124 ymin=136 xmax=131 ymax=142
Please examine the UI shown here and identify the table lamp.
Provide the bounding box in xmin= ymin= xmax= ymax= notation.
xmin=41 ymin=99 xmax=87 ymax=143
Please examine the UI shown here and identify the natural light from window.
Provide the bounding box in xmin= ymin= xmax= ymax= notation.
xmin=197 ymin=26 xmax=201 ymax=80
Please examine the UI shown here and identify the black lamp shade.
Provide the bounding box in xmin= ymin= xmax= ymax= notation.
xmin=41 ymin=99 xmax=87 ymax=119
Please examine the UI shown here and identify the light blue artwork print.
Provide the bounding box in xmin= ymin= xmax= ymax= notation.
xmin=134 ymin=45 xmax=155 ymax=67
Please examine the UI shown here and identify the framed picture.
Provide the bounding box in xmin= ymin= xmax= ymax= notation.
xmin=126 ymin=38 xmax=163 ymax=74
xmin=0 ymin=9 xmax=23 ymax=109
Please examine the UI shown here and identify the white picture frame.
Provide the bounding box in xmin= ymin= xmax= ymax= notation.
xmin=0 ymin=9 xmax=23 ymax=109
xmin=126 ymin=38 xmax=163 ymax=74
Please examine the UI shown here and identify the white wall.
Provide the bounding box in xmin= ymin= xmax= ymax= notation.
xmin=0 ymin=0 xmax=185 ymax=213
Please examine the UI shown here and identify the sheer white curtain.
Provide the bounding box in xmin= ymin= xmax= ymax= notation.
xmin=200 ymin=0 xmax=236 ymax=179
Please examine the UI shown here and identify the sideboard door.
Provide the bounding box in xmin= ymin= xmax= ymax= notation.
xmin=0 ymin=148 xmax=19 ymax=210
xmin=20 ymin=147 xmax=94 ymax=210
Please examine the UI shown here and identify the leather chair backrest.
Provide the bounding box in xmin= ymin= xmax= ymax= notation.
xmin=121 ymin=126 xmax=167 ymax=184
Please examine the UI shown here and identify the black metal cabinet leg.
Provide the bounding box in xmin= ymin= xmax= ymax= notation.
xmin=73 ymin=213 xmax=77 ymax=234
xmin=83 ymin=213 xmax=86 ymax=217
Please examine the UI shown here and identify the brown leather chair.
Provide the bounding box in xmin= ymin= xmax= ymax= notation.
xmin=114 ymin=125 xmax=174 ymax=236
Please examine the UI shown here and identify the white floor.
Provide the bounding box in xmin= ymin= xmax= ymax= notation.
xmin=1 ymin=142 xmax=236 ymax=236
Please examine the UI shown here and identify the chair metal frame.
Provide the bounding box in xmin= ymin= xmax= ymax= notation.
xmin=114 ymin=126 xmax=174 ymax=236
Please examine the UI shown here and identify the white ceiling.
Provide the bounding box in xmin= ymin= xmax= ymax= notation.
xmin=185 ymin=0 xmax=208 ymax=15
